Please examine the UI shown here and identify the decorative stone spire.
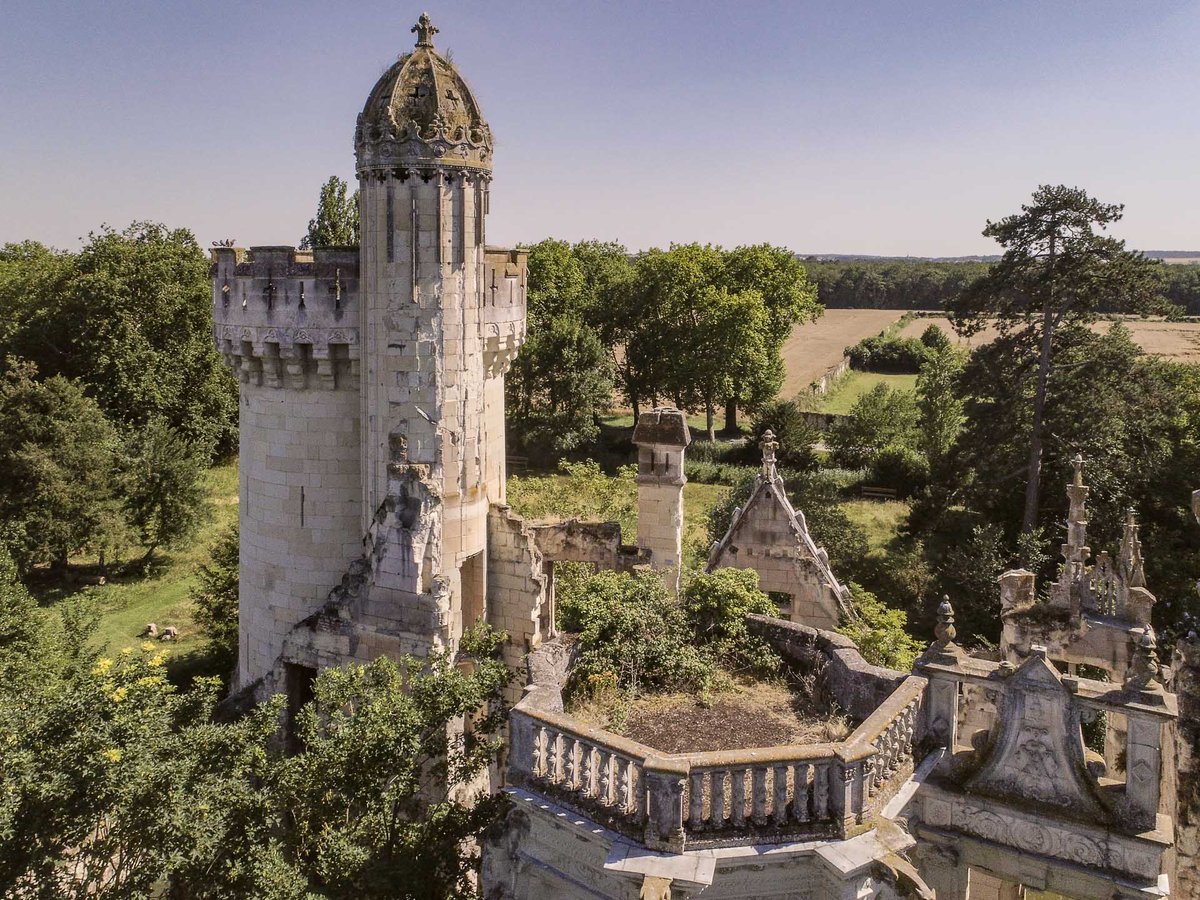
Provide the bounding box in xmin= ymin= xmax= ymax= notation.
xmin=935 ymin=596 xmax=957 ymax=644
xmin=411 ymin=12 xmax=438 ymax=48
xmin=1126 ymin=626 xmax=1162 ymax=693
xmin=760 ymin=429 xmax=779 ymax=480
xmin=1118 ymin=507 xmax=1147 ymax=591
xmin=1063 ymin=453 xmax=1090 ymax=566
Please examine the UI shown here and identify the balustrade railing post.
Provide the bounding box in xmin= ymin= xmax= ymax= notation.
xmin=643 ymin=757 xmax=688 ymax=852
xmin=832 ymin=757 xmax=864 ymax=838
xmin=689 ymin=772 xmax=705 ymax=829
xmin=508 ymin=712 xmax=535 ymax=784
xmin=813 ymin=763 xmax=829 ymax=821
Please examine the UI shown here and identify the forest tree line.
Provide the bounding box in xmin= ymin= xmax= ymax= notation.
xmin=803 ymin=256 xmax=1200 ymax=314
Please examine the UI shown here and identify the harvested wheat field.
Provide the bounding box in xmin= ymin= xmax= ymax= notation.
xmin=780 ymin=308 xmax=907 ymax=396
xmin=898 ymin=315 xmax=1200 ymax=364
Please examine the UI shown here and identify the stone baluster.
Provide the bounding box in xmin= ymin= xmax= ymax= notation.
xmin=772 ymin=765 xmax=789 ymax=826
xmin=793 ymin=763 xmax=812 ymax=823
xmin=619 ymin=758 xmax=634 ymax=814
xmin=813 ymin=763 xmax=829 ymax=820
xmin=711 ymin=771 xmax=727 ymax=827
xmin=548 ymin=730 xmax=562 ymax=783
xmin=565 ymin=737 xmax=579 ymax=790
xmin=689 ymin=772 xmax=705 ymax=828
xmin=508 ymin=712 xmax=535 ymax=782
xmin=752 ymin=767 xmax=769 ymax=825
xmin=533 ymin=725 xmax=547 ymax=777
xmin=731 ymin=768 xmax=747 ymax=826
xmin=600 ymin=751 xmax=615 ymax=804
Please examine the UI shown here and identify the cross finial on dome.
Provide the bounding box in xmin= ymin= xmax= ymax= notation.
xmin=412 ymin=12 xmax=438 ymax=48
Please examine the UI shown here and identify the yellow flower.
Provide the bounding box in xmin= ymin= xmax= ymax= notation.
xmin=141 ymin=641 xmax=155 ymax=652
xmin=120 ymin=647 xmax=134 ymax=656
xmin=110 ymin=686 xmax=128 ymax=704
xmin=104 ymin=749 xmax=122 ymax=764
xmin=93 ymin=658 xmax=113 ymax=675
xmin=150 ymin=653 xmax=166 ymax=667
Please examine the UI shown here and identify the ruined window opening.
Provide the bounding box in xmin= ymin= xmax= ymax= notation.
xmin=460 ymin=551 xmax=485 ymax=637
xmin=285 ymin=663 xmax=317 ymax=754
xmin=767 ymin=591 xmax=792 ymax=620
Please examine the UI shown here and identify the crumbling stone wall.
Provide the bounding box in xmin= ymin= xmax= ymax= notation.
xmin=747 ymin=614 xmax=906 ymax=721
xmin=1171 ymin=637 xmax=1200 ymax=898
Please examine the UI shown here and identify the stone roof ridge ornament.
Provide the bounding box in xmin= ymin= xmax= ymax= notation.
xmin=1126 ymin=625 xmax=1163 ymax=694
xmin=412 ymin=12 xmax=438 ymax=48
xmin=759 ymin=429 xmax=779 ymax=480
xmin=934 ymin=596 xmax=957 ymax=645
xmin=1118 ymin=506 xmax=1146 ymax=590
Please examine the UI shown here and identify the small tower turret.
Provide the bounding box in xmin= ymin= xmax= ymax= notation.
xmin=632 ymin=408 xmax=691 ymax=592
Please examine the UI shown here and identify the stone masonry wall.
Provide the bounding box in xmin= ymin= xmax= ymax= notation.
xmin=746 ymin=614 xmax=906 ymax=722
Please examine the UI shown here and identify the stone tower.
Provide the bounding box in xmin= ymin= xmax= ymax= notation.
xmin=632 ymin=408 xmax=691 ymax=591
xmin=212 ymin=15 xmax=526 ymax=694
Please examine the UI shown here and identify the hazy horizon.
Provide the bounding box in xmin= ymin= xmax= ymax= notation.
xmin=3 ymin=1 xmax=1198 ymax=256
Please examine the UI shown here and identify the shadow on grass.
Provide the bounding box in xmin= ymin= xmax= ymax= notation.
xmin=165 ymin=644 xmax=233 ymax=690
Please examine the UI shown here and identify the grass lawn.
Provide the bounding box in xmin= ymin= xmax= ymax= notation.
xmin=841 ymin=499 xmax=910 ymax=555
xmin=29 ymin=463 xmax=239 ymax=684
xmin=599 ymin=411 xmax=727 ymax=435
xmin=819 ymin=371 xmax=918 ymax=415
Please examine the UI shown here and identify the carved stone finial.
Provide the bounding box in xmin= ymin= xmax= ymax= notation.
xmin=1127 ymin=626 xmax=1162 ymax=692
xmin=1072 ymin=453 xmax=1084 ymax=486
xmin=412 ymin=12 xmax=438 ymax=48
xmin=935 ymin=596 xmax=957 ymax=644
xmin=759 ymin=428 xmax=779 ymax=479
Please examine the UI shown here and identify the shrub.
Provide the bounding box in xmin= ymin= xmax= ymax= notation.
xmin=507 ymin=460 xmax=637 ymax=537
xmin=828 ymin=384 xmax=919 ymax=469
xmin=838 ymin=583 xmax=922 ymax=671
xmin=869 ymin=444 xmax=930 ymax=497
xmin=556 ymin=570 xmax=712 ymax=698
xmin=919 ymin=323 xmax=952 ymax=351
xmin=680 ymin=568 xmax=781 ymax=677
xmin=684 ymin=460 xmax=756 ymax=486
xmin=845 ymin=334 xmax=929 ymax=373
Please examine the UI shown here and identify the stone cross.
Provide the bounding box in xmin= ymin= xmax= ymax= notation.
xmin=412 ymin=12 xmax=439 ymax=48
xmin=759 ymin=429 xmax=779 ymax=479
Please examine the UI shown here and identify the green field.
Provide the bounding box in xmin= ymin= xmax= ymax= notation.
xmin=819 ymin=371 xmax=918 ymax=415
xmin=842 ymin=499 xmax=910 ymax=554
xmin=32 ymin=464 xmax=239 ymax=682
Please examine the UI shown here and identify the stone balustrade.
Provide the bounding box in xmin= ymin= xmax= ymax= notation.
xmin=508 ymin=673 xmax=929 ymax=852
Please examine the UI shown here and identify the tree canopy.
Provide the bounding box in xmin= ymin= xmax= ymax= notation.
xmin=300 ymin=176 xmax=360 ymax=249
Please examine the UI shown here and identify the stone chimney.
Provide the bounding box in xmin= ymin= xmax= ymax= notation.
xmin=632 ymin=408 xmax=691 ymax=592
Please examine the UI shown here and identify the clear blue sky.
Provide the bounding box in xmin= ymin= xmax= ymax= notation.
xmin=2 ymin=1 xmax=1198 ymax=256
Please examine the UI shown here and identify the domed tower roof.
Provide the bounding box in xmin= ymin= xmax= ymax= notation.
xmin=355 ymin=13 xmax=492 ymax=175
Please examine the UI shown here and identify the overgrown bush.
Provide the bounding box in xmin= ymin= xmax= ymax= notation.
xmin=845 ymin=334 xmax=929 ymax=373
xmin=828 ymin=384 xmax=919 ymax=469
xmin=684 ymin=460 xmax=756 ymax=486
xmin=556 ymin=570 xmax=712 ymax=699
xmin=507 ymin=460 xmax=637 ymax=537
xmin=680 ymin=568 xmax=781 ymax=678
xmin=838 ymin=583 xmax=922 ymax=671
xmin=869 ymin=444 xmax=930 ymax=497
xmin=918 ymin=323 xmax=952 ymax=352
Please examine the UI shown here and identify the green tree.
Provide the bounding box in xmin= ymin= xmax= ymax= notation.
xmin=262 ymin=626 xmax=511 ymax=899
xmin=507 ymin=239 xmax=624 ymax=457
xmin=949 ymin=323 xmax=1200 ymax=630
xmin=680 ymin=568 xmax=780 ymax=677
xmin=0 ymin=224 xmax=238 ymax=460
xmin=191 ymin=519 xmax=240 ymax=666
xmin=300 ymin=176 xmax=359 ymax=248
xmin=720 ymin=245 xmax=822 ymax=430
xmin=827 ymin=384 xmax=919 ymax=470
xmin=507 ymin=460 xmax=637 ymax=538
xmin=746 ymin=398 xmax=818 ymax=472
xmin=915 ymin=344 xmax=966 ymax=473
xmin=948 ymin=185 xmax=1169 ymax=540
xmin=0 ymin=545 xmax=39 ymax=692
xmin=121 ymin=417 xmax=208 ymax=562
xmin=0 ymin=362 xmax=125 ymax=571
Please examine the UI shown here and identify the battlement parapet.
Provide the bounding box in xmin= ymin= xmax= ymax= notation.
xmin=482 ymin=247 xmax=527 ymax=377
xmin=211 ymin=245 xmax=360 ymax=390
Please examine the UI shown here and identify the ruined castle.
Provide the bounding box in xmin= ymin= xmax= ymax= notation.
xmin=213 ymin=16 xmax=1196 ymax=898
